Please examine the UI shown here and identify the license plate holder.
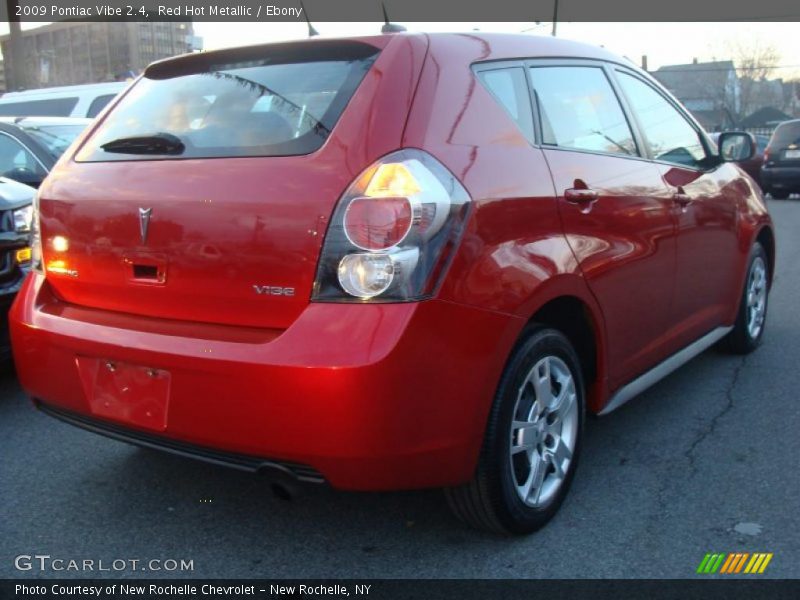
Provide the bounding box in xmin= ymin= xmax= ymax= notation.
xmin=76 ymin=357 xmax=171 ymax=431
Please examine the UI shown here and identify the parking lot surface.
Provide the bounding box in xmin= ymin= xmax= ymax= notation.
xmin=1 ymin=200 xmax=799 ymax=579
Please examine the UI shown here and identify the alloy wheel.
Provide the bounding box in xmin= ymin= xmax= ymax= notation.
xmin=746 ymin=256 xmax=767 ymax=339
xmin=509 ymin=355 xmax=579 ymax=508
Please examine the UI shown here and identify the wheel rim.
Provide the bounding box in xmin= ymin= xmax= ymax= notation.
xmin=746 ymin=256 xmax=767 ymax=339
xmin=509 ymin=355 xmax=579 ymax=508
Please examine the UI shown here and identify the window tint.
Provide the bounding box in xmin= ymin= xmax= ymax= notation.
xmin=477 ymin=67 xmax=534 ymax=141
xmin=86 ymin=94 xmax=118 ymax=118
xmin=0 ymin=97 xmax=79 ymax=117
xmin=0 ymin=134 xmax=47 ymax=180
xmin=616 ymin=72 xmax=707 ymax=168
xmin=529 ymin=66 xmax=636 ymax=156
xmin=77 ymin=42 xmax=379 ymax=162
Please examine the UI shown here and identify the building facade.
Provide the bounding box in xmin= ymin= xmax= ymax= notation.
xmin=653 ymin=60 xmax=741 ymax=131
xmin=0 ymin=22 xmax=202 ymax=91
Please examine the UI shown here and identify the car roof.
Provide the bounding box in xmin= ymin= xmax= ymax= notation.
xmin=0 ymin=116 xmax=93 ymax=127
xmin=775 ymin=119 xmax=800 ymax=129
xmin=146 ymin=31 xmax=634 ymax=75
xmin=425 ymin=31 xmax=629 ymax=63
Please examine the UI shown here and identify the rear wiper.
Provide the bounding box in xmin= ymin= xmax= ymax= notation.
xmin=101 ymin=133 xmax=185 ymax=155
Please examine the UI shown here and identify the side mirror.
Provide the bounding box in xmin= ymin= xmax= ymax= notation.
xmin=718 ymin=131 xmax=755 ymax=162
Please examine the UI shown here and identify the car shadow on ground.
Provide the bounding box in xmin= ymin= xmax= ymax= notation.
xmin=82 ymin=343 xmax=741 ymax=535
xmin=0 ymin=331 xmax=782 ymax=578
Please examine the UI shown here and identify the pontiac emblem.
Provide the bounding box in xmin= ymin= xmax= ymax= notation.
xmin=139 ymin=207 xmax=152 ymax=244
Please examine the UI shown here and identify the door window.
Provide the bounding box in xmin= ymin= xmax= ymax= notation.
xmin=616 ymin=72 xmax=708 ymax=169
xmin=528 ymin=66 xmax=637 ymax=157
xmin=86 ymin=94 xmax=118 ymax=118
xmin=0 ymin=134 xmax=47 ymax=181
xmin=0 ymin=97 xmax=78 ymax=117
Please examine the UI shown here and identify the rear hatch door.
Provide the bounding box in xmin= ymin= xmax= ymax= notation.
xmin=38 ymin=35 xmax=428 ymax=330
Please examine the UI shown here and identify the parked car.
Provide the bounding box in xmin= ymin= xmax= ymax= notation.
xmin=711 ymin=131 xmax=768 ymax=188
xmin=0 ymin=177 xmax=36 ymax=359
xmin=10 ymin=34 xmax=774 ymax=534
xmin=762 ymin=119 xmax=800 ymax=199
xmin=0 ymin=117 xmax=92 ymax=188
xmin=0 ymin=82 xmax=126 ymax=119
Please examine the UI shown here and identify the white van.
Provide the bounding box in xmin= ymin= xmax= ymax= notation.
xmin=0 ymin=82 xmax=128 ymax=118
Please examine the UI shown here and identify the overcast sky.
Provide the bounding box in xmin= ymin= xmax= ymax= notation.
xmin=193 ymin=22 xmax=800 ymax=76
xmin=1 ymin=21 xmax=798 ymax=77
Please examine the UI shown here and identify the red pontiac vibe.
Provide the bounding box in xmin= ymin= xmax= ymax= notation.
xmin=11 ymin=33 xmax=774 ymax=534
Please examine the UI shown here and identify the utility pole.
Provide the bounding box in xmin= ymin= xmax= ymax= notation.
xmin=5 ymin=0 xmax=24 ymax=90
xmin=551 ymin=0 xmax=559 ymax=36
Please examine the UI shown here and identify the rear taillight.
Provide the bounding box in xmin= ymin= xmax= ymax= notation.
xmin=312 ymin=149 xmax=471 ymax=302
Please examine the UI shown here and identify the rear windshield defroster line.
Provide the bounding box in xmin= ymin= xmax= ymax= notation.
xmin=76 ymin=40 xmax=381 ymax=162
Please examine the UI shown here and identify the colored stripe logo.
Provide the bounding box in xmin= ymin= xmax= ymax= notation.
xmin=697 ymin=552 xmax=773 ymax=574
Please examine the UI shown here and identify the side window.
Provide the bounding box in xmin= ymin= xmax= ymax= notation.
xmin=86 ymin=94 xmax=118 ymax=118
xmin=616 ymin=72 xmax=707 ymax=169
xmin=528 ymin=66 xmax=637 ymax=157
xmin=0 ymin=134 xmax=47 ymax=180
xmin=477 ymin=67 xmax=534 ymax=142
xmin=0 ymin=97 xmax=78 ymax=117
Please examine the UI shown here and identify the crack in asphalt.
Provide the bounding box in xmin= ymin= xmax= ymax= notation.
xmin=684 ymin=354 xmax=748 ymax=474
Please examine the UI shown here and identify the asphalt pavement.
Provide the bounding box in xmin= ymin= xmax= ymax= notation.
xmin=2 ymin=200 xmax=799 ymax=579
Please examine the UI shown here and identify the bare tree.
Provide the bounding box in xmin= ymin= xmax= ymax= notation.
xmin=728 ymin=40 xmax=781 ymax=119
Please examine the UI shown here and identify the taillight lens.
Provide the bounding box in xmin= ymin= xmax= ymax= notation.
xmin=313 ymin=149 xmax=471 ymax=302
xmin=344 ymin=196 xmax=413 ymax=251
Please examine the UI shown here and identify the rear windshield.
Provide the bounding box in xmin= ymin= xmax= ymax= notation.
xmin=770 ymin=121 xmax=800 ymax=147
xmin=76 ymin=42 xmax=379 ymax=162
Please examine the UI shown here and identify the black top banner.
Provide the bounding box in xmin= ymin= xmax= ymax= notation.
xmin=1 ymin=0 xmax=800 ymax=22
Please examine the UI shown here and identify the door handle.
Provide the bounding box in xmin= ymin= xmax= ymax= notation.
xmin=564 ymin=187 xmax=600 ymax=204
xmin=672 ymin=187 xmax=693 ymax=207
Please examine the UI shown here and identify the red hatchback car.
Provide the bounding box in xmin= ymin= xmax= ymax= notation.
xmin=11 ymin=33 xmax=774 ymax=534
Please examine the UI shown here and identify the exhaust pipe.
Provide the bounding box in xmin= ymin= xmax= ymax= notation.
xmin=257 ymin=463 xmax=301 ymax=500
xmin=270 ymin=481 xmax=296 ymax=501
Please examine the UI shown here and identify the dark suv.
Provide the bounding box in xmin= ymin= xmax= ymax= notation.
xmin=762 ymin=119 xmax=800 ymax=199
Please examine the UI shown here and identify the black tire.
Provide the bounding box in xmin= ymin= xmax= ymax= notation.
xmin=724 ymin=242 xmax=769 ymax=354
xmin=769 ymin=189 xmax=789 ymax=200
xmin=445 ymin=326 xmax=585 ymax=534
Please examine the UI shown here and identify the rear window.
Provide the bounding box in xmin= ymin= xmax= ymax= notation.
xmin=0 ymin=97 xmax=78 ymax=117
xmin=76 ymin=41 xmax=380 ymax=162
xmin=769 ymin=122 xmax=800 ymax=148
xmin=530 ymin=66 xmax=637 ymax=157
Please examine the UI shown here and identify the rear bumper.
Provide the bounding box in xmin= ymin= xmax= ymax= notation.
xmin=36 ymin=401 xmax=325 ymax=483
xmin=761 ymin=165 xmax=800 ymax=190
xmin=11 ymin=274 xmax=521 ymax=490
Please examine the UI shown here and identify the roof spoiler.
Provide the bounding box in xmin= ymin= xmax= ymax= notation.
xmin=145 ymin=39 xmax=381 ymax=80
